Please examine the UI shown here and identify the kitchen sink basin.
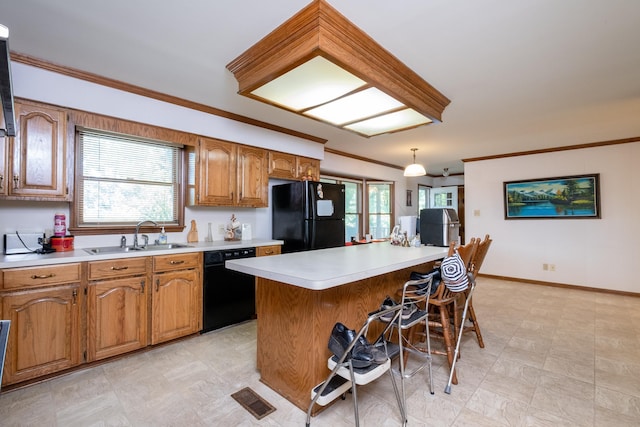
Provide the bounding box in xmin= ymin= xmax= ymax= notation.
xmin=84 ymin=243 xmax=193 ymax=255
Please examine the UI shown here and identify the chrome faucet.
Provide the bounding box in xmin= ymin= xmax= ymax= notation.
xmin=133 ymin=220 xmax=158 ymax=249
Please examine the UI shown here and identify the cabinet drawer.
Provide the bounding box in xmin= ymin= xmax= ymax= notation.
xmin=257 ymin=245 xmax=281 ymax=257
xmin=1 ymin=263 xmax=82 ymax=290
xmin=88 ymin=257 xmax=149 ymax=280
xmin=153 ymin=252 xmax=201 ymax=272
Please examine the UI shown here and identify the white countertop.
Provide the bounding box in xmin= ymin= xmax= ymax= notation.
xmin=0 ymin=239 xmax=283 ymax=268
xmin=226 ymin=243 xmax=448 ymax=290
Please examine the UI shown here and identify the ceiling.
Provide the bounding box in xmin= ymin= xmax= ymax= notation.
xmin=1 ymin=0 xmax=639 ymax=175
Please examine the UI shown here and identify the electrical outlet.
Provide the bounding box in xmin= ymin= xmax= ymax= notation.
xmin=218 ymin=224 xmax=226 ymax=234
xmin=543 ymin=263 xmax=548 ymax=271
xmin=473 ymin=209 xmax=481 ymax=217
xmin=550 ymin=264 xmax=556 ymax=272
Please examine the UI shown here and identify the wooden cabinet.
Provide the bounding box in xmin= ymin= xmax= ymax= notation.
xmin=256 ymin=245 xmax=281 ymax=257
xmin=86 ymin=258 xmax=150 ymax=362
xmin=0 ymin=99 xmax=71 ymax=200
xmin=297 ymin=156 xmax=320 ymax=181
xmin=0 ymin=263 xmax=82 ymax=386
xmin=237 ymin=145 xmax=268 ymax=206
xmin=192 ymin=137 xmax=268 ymax=207
xmin=151 ymin=252 xmax=202 ymax=344
xmin=267 ymin=151 xmax=320 ymax=181
xmin=268 ymin=151 xmax=297 ymax=179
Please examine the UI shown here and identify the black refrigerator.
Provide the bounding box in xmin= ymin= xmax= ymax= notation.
xmin=272 ymin=181 xmax=345 ymax=253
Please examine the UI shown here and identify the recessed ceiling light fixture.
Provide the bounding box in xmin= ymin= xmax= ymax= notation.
xmin=226 ymin=0 xmax=450 ymax=137
xmin=404 ymin=148 xmax=426 ymax=177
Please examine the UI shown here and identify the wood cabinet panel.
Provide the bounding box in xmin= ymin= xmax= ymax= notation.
xmin=151 ymin=268 xmax=201 ymax=345
xmin=256 ymin=245 xmax=281 ymax=257
xmin=87 ymin=258 xmax=148 ymax=280
xmin=87 ymin=277 xmax=148 ymax=361
xmin=1 ymin=284 xmax=81 ymax=385
xmin=297 ymin=157 xmax=320 ymax=181
xmin=1 ymin=263 xmax=82 ymax=290
xmin=237 ymin=145 xmax=268 ymax=207
xmin=4 ymin=100 xmax=70 ymax=200
xmin=153 ymin=252 xmax=200 ymax=272
xmin=192 ymin=137 xmax=268 ymax=207
xmin=197 ymin=137 xmax=236 ymax=205
xmin=268 ymin=151 xmax=296 ymax=179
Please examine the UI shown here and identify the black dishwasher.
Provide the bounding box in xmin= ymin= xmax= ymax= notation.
xmin=202 ymin=247 xmax=256 ymax=333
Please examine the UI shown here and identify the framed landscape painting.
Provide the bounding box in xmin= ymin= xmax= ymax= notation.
xmin=504 ymin=173 xmax=600 ymax=219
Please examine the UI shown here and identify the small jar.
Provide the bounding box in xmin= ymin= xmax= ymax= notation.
xmin=54 ymin=213 xmax=66 ymax=237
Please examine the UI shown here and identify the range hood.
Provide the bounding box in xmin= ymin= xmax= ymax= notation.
xmin=0 ymin=24 xmax=15 ymax=137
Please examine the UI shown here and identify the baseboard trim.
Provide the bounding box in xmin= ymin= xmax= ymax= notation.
xmin=479 ymin=274 xmax=639 ymax=297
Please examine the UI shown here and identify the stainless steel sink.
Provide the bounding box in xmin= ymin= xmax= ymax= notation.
xmin=84 ymin=243 xmax=192 ymax=255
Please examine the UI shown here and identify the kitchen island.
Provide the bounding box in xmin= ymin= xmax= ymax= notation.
xmin=226 ymin=243 xmax=448 ymax=413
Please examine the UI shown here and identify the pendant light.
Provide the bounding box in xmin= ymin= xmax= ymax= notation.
xmin=403 ymin=148 xmax=426 ymax=177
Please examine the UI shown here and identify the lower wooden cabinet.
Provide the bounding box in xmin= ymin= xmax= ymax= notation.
xmin=1 ymin=284 xmax=81 ymax=385
xmin=0 ymin=252 xmax=203 ymax=386
xmin=86 ymin=257 xmax=150 ymax=362
xmin=151 ymin=253 xmax=202 ymax=345
xmin=87 ymin=277 xmax=148 ymax=362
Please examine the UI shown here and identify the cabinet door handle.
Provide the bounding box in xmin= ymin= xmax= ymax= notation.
xmin=13 ymin=175 xmax=18 ymax=189
xmin=140 ymin=279 xmax=145 ymax=294
xmin=0 ymin=174 xmax=3 ymax=190
xmin=156 ymin=278 xmax=159 ymax=292
xmin=169 ymin=260 xmax=185 ymax=265
xmin=110 ymin=266 xmax=129 ymax=271
xmin=72 ymin=289 xmax=78 ymax=305
xmin=264 ymin=250 xmax=274 ymax=255
xmin=31 ymin=273 xmax=56 ymax=279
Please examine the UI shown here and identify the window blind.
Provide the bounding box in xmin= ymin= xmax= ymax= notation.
xmin=77 ymin=129 xmax=181 ymax=226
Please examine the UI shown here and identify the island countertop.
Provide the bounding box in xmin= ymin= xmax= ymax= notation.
xmin=225 ymin=243 xmax=449 ymax=290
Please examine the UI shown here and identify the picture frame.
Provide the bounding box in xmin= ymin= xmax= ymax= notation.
xmin=406 ymin=189 xmax=412 ymax=207
xmin=504 ymin=173 xmax=600 ymax=219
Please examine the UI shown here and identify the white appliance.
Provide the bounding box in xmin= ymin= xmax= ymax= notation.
xmin=398 ymin=215 xmax=417 ymax=239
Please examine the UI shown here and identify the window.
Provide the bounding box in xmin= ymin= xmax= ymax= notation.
xmin=367 ymin=181 xmax=393 ymax=239
xmin=320 ymin=176 xmax=393 ymax=241
xmin=74 ymin=129 xmax=182 ymax=232
xmin=418 ymin=184 xmax=430 ymax=213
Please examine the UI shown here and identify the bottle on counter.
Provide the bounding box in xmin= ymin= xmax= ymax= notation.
xmin=158 ymin=226 xmax=168 ymax=244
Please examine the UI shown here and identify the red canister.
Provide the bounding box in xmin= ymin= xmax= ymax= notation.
xmin=54 ymin=213 xmax=66 ymax=237
xmin=50 ymin=236 xmax=74 ymax=252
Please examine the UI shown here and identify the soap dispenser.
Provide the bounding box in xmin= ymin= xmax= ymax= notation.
xmin=159 ymin=226 xmax=168 ymax=244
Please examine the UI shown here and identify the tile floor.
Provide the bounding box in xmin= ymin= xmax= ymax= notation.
xmin=1 ymin=277 xmax=639 ymax=426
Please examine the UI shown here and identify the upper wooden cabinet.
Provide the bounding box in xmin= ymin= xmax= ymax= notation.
xmin=297 ymin=156 xmax=320 ymax=181
xmin=268 ymin=151 xmax=320 ymax=181
xmin=237 ymin=145 xmax=269 ymax=207
xmin=0 ymin=99 xmax=72 ymax=201
xmin=190 ymin=137 xmax=268 ymax=207
xmin=268 ymin=151 xmax=296 ymax=179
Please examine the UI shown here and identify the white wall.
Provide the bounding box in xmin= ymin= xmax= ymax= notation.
xmin=464 ymin=142 xmax=640 ymax=293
